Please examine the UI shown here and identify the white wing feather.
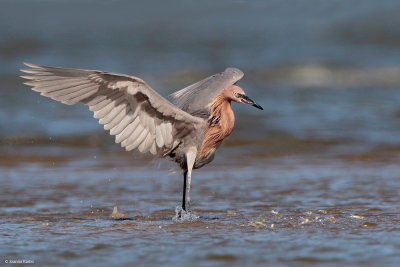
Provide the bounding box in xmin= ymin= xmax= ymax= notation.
xmin=21 ymin=63 xmax=204 ymax=156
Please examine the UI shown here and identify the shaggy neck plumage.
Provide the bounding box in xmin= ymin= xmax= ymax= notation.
xmin=198 ymin=93 xmax=235 ymax=158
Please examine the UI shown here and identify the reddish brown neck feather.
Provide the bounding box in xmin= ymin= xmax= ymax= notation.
xmin=198 ymin=89 xmax=235 ymax=158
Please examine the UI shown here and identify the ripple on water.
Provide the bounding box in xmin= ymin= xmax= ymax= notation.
xmin=1 ymin=138 xmax=400 ymax=266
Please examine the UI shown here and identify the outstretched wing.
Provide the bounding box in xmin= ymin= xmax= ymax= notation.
xmin=168 ymin=67 xmax=244 ymax=118
xmin=21 ymin=63 xmax=204 ymax=156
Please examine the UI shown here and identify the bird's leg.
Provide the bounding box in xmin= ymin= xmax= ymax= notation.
xmin=185 ymin=168 xmax=192 ymax=211
xmin=183 ymin=148 xmax=196 ymax=212
xmin=182 ymin=171 xmax=188 ymax=211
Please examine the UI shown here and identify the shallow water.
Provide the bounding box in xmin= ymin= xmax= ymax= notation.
xmin=1 ymin=140 xmax=400 ymax=266
xmin=2 ymin=0 xmax=400 ymax=266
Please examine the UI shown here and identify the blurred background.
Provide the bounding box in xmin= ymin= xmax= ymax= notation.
xmin=1 ymin=1 xmax=400 ymax=266
xmin=2 ymin=0 xmax=400 ymax=147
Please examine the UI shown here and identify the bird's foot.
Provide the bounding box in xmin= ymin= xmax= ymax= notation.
xmin=173 ymin=206 xmax=199 ymax=222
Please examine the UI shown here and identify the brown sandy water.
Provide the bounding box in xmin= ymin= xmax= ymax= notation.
xmin=1 ymin=138 xmax=399 ymax=266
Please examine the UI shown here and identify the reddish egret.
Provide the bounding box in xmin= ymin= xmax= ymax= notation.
xmin=21 ymin=63 xmax=263 ymax=214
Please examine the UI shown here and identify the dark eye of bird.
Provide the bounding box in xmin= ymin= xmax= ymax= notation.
xmin=233 ymin=92 xmax=239 ymax=97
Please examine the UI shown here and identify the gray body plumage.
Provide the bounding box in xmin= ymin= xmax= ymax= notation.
xmin=169 ymin=67 xmax=243 ymax=118
xmin=20 ymin=63 xmax=242 ymax=170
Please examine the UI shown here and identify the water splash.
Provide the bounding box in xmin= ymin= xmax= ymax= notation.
xmin=173 ymin=206 xmax=199 ymax=222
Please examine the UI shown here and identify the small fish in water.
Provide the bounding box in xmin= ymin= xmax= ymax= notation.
xmin=301 ymin=218 xmax=310 ymax=224
xmin=256 ymin=221 xmax=267 ymax=227
xmin=327 ymin=216 xmax=336 ymax=223
xmin=249 ymin=221 xmax=260 ymax=229
xmin=318 ymin=209 xmax=328 ymax=214
xmin=351 ymin=215 xmax=364 ymax=219
xmin=111 ymin=206 xmax=127 ymax=218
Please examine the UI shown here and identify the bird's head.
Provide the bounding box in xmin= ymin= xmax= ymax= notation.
xmin=224 ymin=85 xmax=263 ymax=110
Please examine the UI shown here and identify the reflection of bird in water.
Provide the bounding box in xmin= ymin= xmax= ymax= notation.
xmin=21 ymin=63 xmax=263 ymax=217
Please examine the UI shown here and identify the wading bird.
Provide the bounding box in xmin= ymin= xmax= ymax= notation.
xmin=21 ymin=63 xmax=263 ymax=216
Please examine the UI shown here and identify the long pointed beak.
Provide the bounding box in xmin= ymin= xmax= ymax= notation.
xmin=239 ymin=94 xmax=264 ymax=110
